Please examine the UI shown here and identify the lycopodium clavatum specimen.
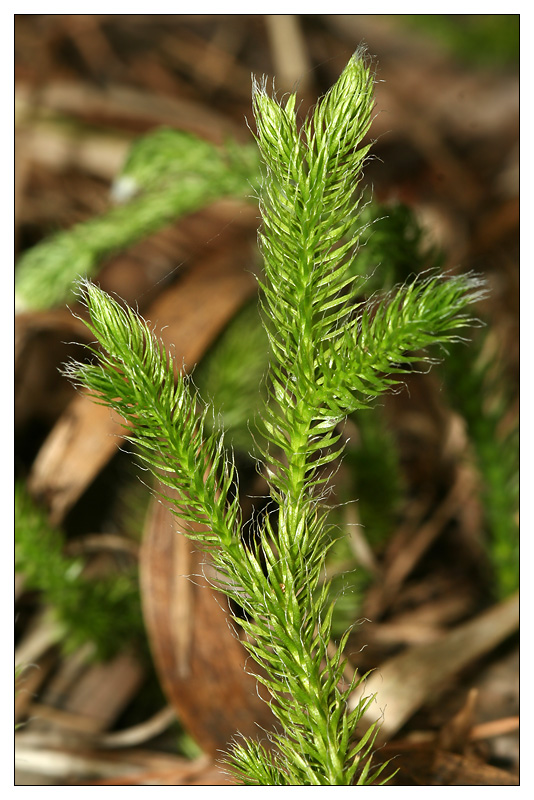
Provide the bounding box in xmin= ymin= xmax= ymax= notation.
xmin=64 ymin=51 xmax=487 ymax=785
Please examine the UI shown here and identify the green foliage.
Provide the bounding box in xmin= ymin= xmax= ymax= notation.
xmin=441 ymin=333 xmax=518 ymax=597
xmin=350 ymin=197 xmax=440 ymax=290
xmin=354 ymin=191 xmax=518 ymax=599
xmin=64 ymin=53 xmax=486 ymax=784
xmin=399 ymin=14 xmax=519 ymax=68
xmin=194 ymin=299 xmax=271 ymax=455
xmin=344 ymin=408 xmax=403 ymax=547
xmin=15 ymin=482 xmax=143 ymax=660
xmin=112 ymin=126 xmax=260 ymax=201
xmin=15 ymin=128 xmax=259 ymax=312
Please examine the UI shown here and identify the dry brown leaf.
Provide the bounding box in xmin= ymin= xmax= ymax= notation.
xmin=140 ymin=489 xmax=277 ymax=756
xmin=28 ymin=650 xmax=145 ymax=737
xmin=352 ymin=591 xmax=519 ymax=746
xmin=15 ymin=79 xmax=246 ymax=143
xmin=386 ymin=745 xmax=519 ymax=786
xmin=438 ymin=687 xmax=479 ymax=753
xmin=15 ymin=736 xmax=233 ymax=786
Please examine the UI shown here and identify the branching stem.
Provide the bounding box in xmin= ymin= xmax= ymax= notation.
xmin=64 ymin=52 xmax=486 ymax=785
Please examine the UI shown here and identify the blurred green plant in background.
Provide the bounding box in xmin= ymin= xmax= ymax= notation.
xmin=15 ymin=481 xmax=144 ymax=660
xmin=399 ymin=14 xmax=519 ymax=68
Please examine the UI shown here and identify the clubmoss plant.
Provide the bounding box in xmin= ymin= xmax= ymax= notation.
xmin=15 ymin=129 xmax=260 ymax=312
xmin=15 ymin=481 xmax=143 ymax=660
xmin=194 ymin=299 xmax=271 ymax=456
xmin=442 ymin=332 xmax=518 ymax=598
xmin=64 ymin=52 xmax=486 ymax=785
